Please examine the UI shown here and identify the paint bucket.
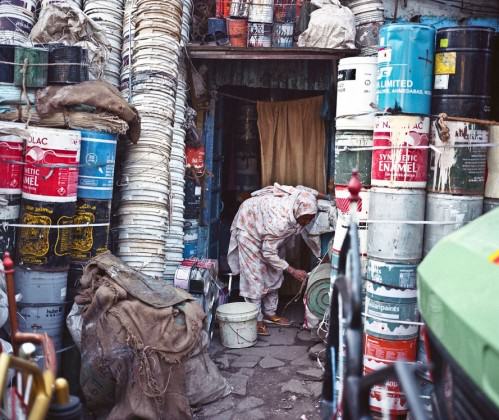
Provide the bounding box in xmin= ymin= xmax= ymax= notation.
xmin=432 ymin=27 xmax=494 ymax=120
xmin=184 ymin=178 xmax=201 ymax=219
xmin=428 ymin=119 xmax=488 ymax=195
xmin=484 ymin=198 xmax=499 ymax=213
xmin=23 ymin=127 xmax=81 ymax=203
xmin=377 ymin=24 xmax=435 ymax=115
xmin=247 ymin=22 xmax=272 ymax=48
xmin=355 ymin=21 xmax=383 ymax=57
xmin=77 ymin=130 xmax=117 ymax=200
xmin=174 ymin=265 xmax=191 ymax=290
xmin=16 ymin=199 xmax=75 ymax=269
xmin=47 ymin=45 xmax=86 ymax=85
xmin=366 ymin=258 xmax=417 ymax=289
xmin=364 ymin=333 xmax=417 ymax=416
xmin=371 ymin=115 xmax=430 ymax=188
xmin=230 ymin=0 xmax=250 ymax=17
xmin=216 ymin=302 xmax=259 ymax=349
xmin=0 ymin=6 xmax=34 ymax=44
xmin=364 ymin=281 xmax=419 ymax=340
xmin=15 ymin=267 xmax=67 ymax=304
xmin=0 ymin=44 xmax=15 ymax=83
xmin=248 ymin=0 xmax=273 ymax=23
xmin=274 ymin=0 xmax=296 ymax=23
xmin=226 ymin=18 xmax=248 ymax=47
xmin=305 ymin=263 xmax=331 ymax=319
xmin=423 ymin=193 xmax=483 ymax=255
xmin=71 ymin=198 xmax=111 ymax=263
xmin=0 ymin=194 xmax=19 ymax=255
xmin=347 ymin=0 xmax=384 ymax=26
xmin=485 ymin=125 xmax=499 ymax=199
xmin=0 ymin=130 xmax=24 ymax=194
xmin=335 ymin=186 xmax=370 ymax=221
xmin=183 ymin=219 xmax=199 ymax=259
xmin=14 ymin=46 xmax=48 ymax=88
xmin=216 ymin=0 xmax=231 ymax=17
xmin=207 ymin=18 xmax=228 ymax=44
xmin=367 ymin=188 xmax=425 ymax=263
xmin=272 ymin=22 xmax=294 ymax=48
xmin=334 ymin=130 xmax=373 ymax=187
xmin=336 ymin=56 xmax=377 ymax=130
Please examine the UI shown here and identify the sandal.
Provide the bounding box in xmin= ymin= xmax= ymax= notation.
xmin=257 ymin=321 xmax=270 ymax=336
xmin=263 ymin=315 xmax=292 ymax=327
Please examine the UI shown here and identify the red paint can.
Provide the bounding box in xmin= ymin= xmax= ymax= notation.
xmin=0 ymin=132 xmax=24 ymax=194
xmin=22 ymin=127 xmax=81 ymax=203
xmin=371 ymin=115 xmax=430 ymax=188
xmin=216 ymin=0 xmax=231 ymax=18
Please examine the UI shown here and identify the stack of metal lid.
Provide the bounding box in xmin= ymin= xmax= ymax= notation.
xmin=84 ymin=0 xmax=123 ymax=87
xmin=40 ymin=0 xmax=82 ymax=10
xmin=120 ymin=0 xmax=133 ymax=99
xmin=117 ymin=0 xmax=183 ymax=279
xmin=0 ymin=0 xmax=38 ymax=44
xmin=164 ymin=0 xmax=193 ymax=281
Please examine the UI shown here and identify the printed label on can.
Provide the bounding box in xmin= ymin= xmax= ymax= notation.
xmin=434 ymin=74 xmax=449 ymax=90
xmin=22 ymin=128 xmax=81 ymax=202
xmin=0 ymin=135 xmax=24 ymax=194
xmin=434 ymin=52 xmax=456 ymax=75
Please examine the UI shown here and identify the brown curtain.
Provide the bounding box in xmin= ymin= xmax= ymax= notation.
xmin=257 ymin=96 xmax=326 ymax=192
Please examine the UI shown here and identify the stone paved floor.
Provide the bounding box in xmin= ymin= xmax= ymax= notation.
xmin=193 ymin=325 xmax=327 ymax=420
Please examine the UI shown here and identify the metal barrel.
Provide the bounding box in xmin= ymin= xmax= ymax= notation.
xmin=486 ymin=125 xmax=499 ymax=199
xmin=0 ymin=44 xmax=15 ymax=83
xmin=13 ymin=46 xmax=48 ymax=88
xmin=226 ymin=18 xmax=248 ymax=48
xmin=371 ymin=115 xmax=430 ymax=189
xmin=335 ymin=131 xmax=373 ymax=187
xmin=272 ymin=22 xmax=294 ymax=48
xmin=215 ymin=0 xmax=231 ymax=18
xmin=484 ymin=198 xmax=499 ymax=213
xmin=229 ymin=0 xmax=251 ymax=18
xmin=247 ymin=22 xmax=272 ymax=48
xmin=423 ymin=193 xmax=483 ymax=255
xmin=428 ymin=119 xmax=488 ymax=195
xmin=0 ymin=194 xmax=20 ymax=255
xmin=22 ymin=127 xmax=81 ymax=203
xmin=364 ymin=280 xmax=419 ymax=340
xmin=0 ymin=129 xmax=24 ymax=195
xmin=248 ymin=0 xmax=273 ymax=23
xmin=345 ymin=0 xmax=384 ymax=26
xmin=207 ymin=18 xmax=228 ymax=43
xmin=366 ymin=258 xmax=418 ymax=289
xmin=367 ymin=187 xmax=426 ymax=263
xmin=77 ymin=130 xmax=117 ymax=200
xmin=432 ymin=26 xmax=494 ymax=120
xmin=377 ymin=23 xmax=435 ymax=115
xmin=336 ymin=56 xmax=377 ymax=130
xmin=16 ymin=199 xmax=75 ymax=269
xmin=71 ymin=198 xmax=111 ymax=264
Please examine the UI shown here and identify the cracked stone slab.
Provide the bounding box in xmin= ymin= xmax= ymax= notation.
xmin=228 ymin=374 xmax=249 ymax=396
xmin=215 ymin=355 xmax=231 ymax=369
xmin=227 ymin=345 xmax=308 ymax=361
xmin=297 ymin=330 xmax=321 ymax=343
xmin=291 ymin=354 xmax=314 ymax=367
xmin=259 ymin=356 xmax=285 ymax=369
xmin=260 ymin=327 xmax=298 ymax=346
xmin=232 ymin=408 xmax=265 ymax=420
xmin=281 ymin=379 xmax=312 ymax=396
xmin=308 ymin=343 xmax=326 ymax=359
xmin=306 ymin=381 xmax=323 ymax=398
xmin=231 ymin=355 xmax=261 ymax=368
xmin=297 ymin=368 xmax=324 ymax=380
xmin=237 ymin=368 xmax=255 ymax=377
xmin=201 ymin=396 xmax=235 ymax=417
xmin=236 ymin=396 xmax=264 ymax=411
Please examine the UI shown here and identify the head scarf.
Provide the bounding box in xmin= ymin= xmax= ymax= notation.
xmin=292 ymin=191 xmax=318 ymax=220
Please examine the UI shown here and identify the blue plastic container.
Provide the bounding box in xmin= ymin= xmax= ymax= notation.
xmin=377 ymin=23 xmax=435 ymax=115
xmin=77 ymin=130 xmax=118 ymax=200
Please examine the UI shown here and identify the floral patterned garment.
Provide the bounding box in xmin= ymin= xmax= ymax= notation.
xmin=228 ymin=184 xmax=319 ymax=300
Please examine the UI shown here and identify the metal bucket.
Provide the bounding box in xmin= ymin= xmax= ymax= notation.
xmin=23 ymin=127 xmax=81 ymax=203
xmin=248 ymin=22 xmax=272 ymax=48
xmin=334 ymin=130 xmax=373 ymax=187
xmin=207 ymin=18 xmax=228 ymax=44
xmin=15 ymin=268 xmax=67 ymax=304
xmin=274 ymin=0 xmax=296 ymax=23
xmin=230 ymin=0 xmax=251 ymax=17
xmin=486 ymin=125 xmax=499 ymax=199
xmin=366 ymin=258 xmax=417 ymax=289
xmin=346 ymin=0 xmax=384 ymax=26
xmin=336 ymin=56 xmax=377 ymax=130
xmin=0 ymin=194 xmax=19 ymax=255
xmin=0 ymin=130 xmax=24 ymax=195
xmin=17 ymin=199 xmax=75 ymax=269
xmin=226 ymin=18 xmax=248 ymax=48
xmin=484 ymin=198 xmax=499 ymax=213
xmin=364 ymin=280 xmax=419 ymax=340
xmin=356 ymin=21 xmax=383 ymax=57
xmin=377 ymin=24 xmax=435 ymax=115
xmin=423 ymin=193 xmax=483 ymax=255
xmin=14 ymin=46 xmax=48 ymax=88
xmin=77 ymin=130 xmax=117 ymax=200
xmin=215 ymin=0 xmax=231 ymax=17
xmin=272 ymin=22 xmax=294 ymax=48
xmin=71 ymin=198 xmax=111 ymax=263
xmin=428 ymin=119 xmax=488 ymax=195
xmin=367 ymin=187 xmax=425 ymax=263
xmin=432 ymin=27 xmax=494 ymax=120
xmin=371 ymin=115 xmax=430 ymax=188
xmin=248 ymin=0 xmax=273 ymax=23
xmin=183 ymin=219 xmax=199 ymax=259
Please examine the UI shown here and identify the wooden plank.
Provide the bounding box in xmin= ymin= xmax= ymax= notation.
xmin=187 ymin=44 xmax=359 ymax=61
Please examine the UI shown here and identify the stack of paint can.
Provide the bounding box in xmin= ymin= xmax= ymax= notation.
xmin=425 ymin=27 xmax=493 ymax=254
xmin=247 ymin=0 xmax=273 ymax=47
xmin=69 ymin=130 xmax=117 ymax=298
xmin=363 ymin=23 xmax=436 ymax=417
xmin=0 ymin=0 xmax=38 ymax=44
xmin=333 ymin=56 xmax=377 ymax=280
xmin=226 ymin=0 xmax=249 ymax=47
xmin=272 ymin=0 xmax=295 ymax=48
xmin=15 ymin=126 xmax=81 ymax=368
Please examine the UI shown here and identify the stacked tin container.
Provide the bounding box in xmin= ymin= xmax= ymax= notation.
xmin=424 ymin=27 xmax=494 ymax=254
xmin=0 ymin=0 xmax=39 ymax=44
xmin=363 ymin=23 xmax=435 ymax=417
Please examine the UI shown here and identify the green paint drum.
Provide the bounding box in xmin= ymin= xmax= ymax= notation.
xmin=14 ymin=46 xmax=48 ymax=88
xmin=366 ymin=258 xmax=418 ymax=289
xmin=334 ymin=130 xmax=373 ymax=187
xmin=364 ymin=280 xmax=419 ymax=340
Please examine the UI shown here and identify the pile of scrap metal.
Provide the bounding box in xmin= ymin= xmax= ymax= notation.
xmin=69 ymin=253 xmax=230 ymax=419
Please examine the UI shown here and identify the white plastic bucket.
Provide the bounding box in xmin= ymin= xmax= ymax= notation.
xmin=216 ymin=302 xmax=259 ymax=349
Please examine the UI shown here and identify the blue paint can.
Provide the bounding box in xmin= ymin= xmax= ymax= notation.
xmin=377 ymin=23 xmax=435 ymax=115
xmin=184 ymin=219 xmax=199 ymax=258
xmin=77 ymin=130 xmax=117 ymax=200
